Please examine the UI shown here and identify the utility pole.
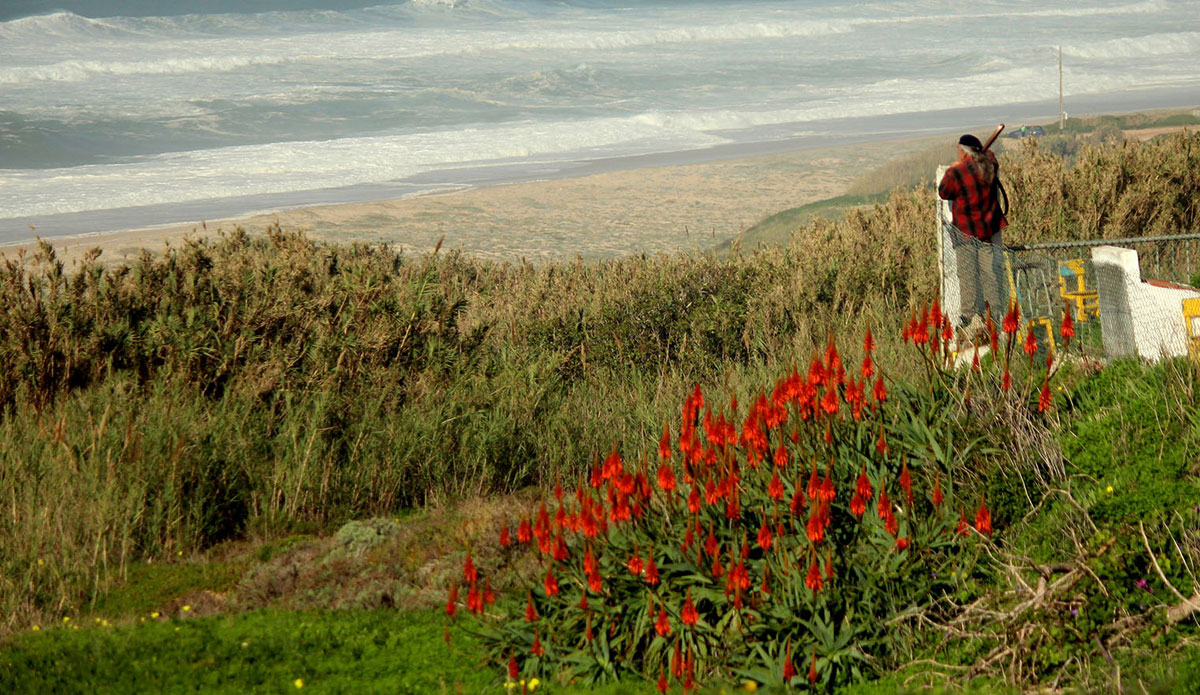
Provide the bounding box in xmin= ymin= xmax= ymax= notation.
xmin=1058 ymin=45 xmax=1065 ymax=129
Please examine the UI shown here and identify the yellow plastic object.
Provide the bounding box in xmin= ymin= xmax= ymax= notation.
xmin=1058 ymin=259 xmax=1099 ymax=322
xmin=1183 ymin=297 xmax=1200 ymax=360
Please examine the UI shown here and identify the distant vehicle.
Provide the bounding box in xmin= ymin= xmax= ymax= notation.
xmin=1010 ymin=125 xmax=1045 ymax=138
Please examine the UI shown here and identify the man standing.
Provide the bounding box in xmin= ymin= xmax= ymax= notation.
xmin=939 ymin=133 xmax=1009 ymax=324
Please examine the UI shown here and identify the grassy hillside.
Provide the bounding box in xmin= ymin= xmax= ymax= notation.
xmin=1 ymin=129 xmax=1199 ymax=694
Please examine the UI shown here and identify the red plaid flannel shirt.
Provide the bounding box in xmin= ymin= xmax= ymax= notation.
xmin=938 ymin=154 xmax=1007 ymax=240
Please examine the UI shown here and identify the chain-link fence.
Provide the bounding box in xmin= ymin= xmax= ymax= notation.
xmin=936 ymin=167 xmax=1200 ymax=361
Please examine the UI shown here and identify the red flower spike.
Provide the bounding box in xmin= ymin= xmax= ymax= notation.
xmin=864 ymin=323 xmax=876 ymax=354
xmin=517 ymin=516 xmax=532 ymax=544
xmin=627 ymin=550 xmax=643 ymax=578
xmin=655 ymin=606 xmax=672 ymax=636
xmin=768 ymin=470 xmax=785 ymax=501
xmin=1004 ymin=301 xmax=1020 ymax=335
xmin=773 ymin=444 xmax=789 ymax=470
xmin=658 ymin=665 xmax=668 ymax=694
xmin=657 ymin=462 xmax=677 ymax=493
xmin=1001 ymin=367 xmax=1012 ymax=392
xmin=578 ymin=591 xmax=589 ymax=611
xmin=445 ymin=583 xmax=458 ymax=619
xmin=1061 ymin=304 xmax=1075 ymax=344
xmin=671 ymin=638 xmax=684 ymax=678
xmin=483 ymin=578 xmax=495 ymax=606
xmin=873 ymin=375 xmax=888 ymax=404
xmin=956 ymin=506 xmax=970 ymax=536
xmin=705 ymin=524 xmax=719 ymax=558
xmin=467 ymin=582 xmax=482 ymax=614
xmin=659 ymin=422 xmax=672 ymax=461
xmin=1024 ymin=327 xmax=1038 ymax=359
xmin=645 ymin=551 xmax=660 ymax=586
xmin=757 ymin=516 xmax=773 ymax=550
xmin=899 ymin=461 xmax=913 ymax=508
xmin=805 ymin=553 xmax=823 ymax=594
xmin=524 ymin=591 xmax=538 ymax=622
xmin=790 ymin=477 xmax=806 ymax=516
xmin=896 ymin=536 xmax=910 ymax=551
xmin=861 ymin=353 xmax=875 ymax=380
xmin=809 ymin=650 xmax=819 ymax=684
xmin=587 ymin=570 xmax=603 ymax=594
xmin=971 ymin=345 xmax=980 ymax=373
xmin=824 ymin=547 xmax=836 ymax=581
xmin=463 ymin=552 xmax=477 ymax=585
xmin=544 ymin=567 xmax=559 ymax=597
xmin=531 ymin=631 xmax=545 ymax=657
xmin=877 ymin=484 xmax=890 ymax=519
xmin=681 ymin=590 xmax=699 ymax=627
xmin=850 ymin=492 xmax=867 ymax=518
xmin=498 ymin=524 xmax=511 ymax=549
xmin=1038 ymin=376 xmax=1052 ymax=413
xmin=508 ymin=656 xmax=519 ymax=680
xmin=783 ymin=637 xmax=795 ymax=680
xmin=932 ymin=473 xmax=944 ymax=508
xmin=976 ymin=495 xmax=993 ymax=537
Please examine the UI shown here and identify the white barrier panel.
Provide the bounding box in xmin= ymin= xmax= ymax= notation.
xmin=1092 ymin=245 xmax=1200 ymax=361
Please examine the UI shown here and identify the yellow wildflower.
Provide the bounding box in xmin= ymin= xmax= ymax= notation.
xmin=528 ymin=678 xmax=541 ymax=692
xmin=37 ymin=559 xmax=44 ymax=566
xmin=62 ymin=616 xmax=71 ymax=624
xmin=32 ymin=625 xmax=40 ymax=631
xmin=745 ymin=680 xmax=760 ymax=691
xmin=151 ymin=611 xmax=160 ymax=619
xmin=1106 ymin=485 xmax=1114 ymax=494
xmin=182 ymin=605 xmax=191 ymax=612
xmin=294 ymin=678 xmax=304 ymax=689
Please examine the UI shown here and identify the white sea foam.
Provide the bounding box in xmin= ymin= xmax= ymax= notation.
xmin=1062 ymin=32 xmax=1200 ymax=60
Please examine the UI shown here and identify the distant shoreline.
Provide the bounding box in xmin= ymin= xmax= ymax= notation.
xmin=3 ymin=98 xmax=1196 ymax=267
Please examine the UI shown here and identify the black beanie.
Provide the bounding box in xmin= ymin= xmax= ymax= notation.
xmin=958 ymin=134 xmax=983 ymax=150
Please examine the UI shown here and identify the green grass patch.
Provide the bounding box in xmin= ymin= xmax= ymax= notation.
xmin=0 ymin=609 xmax=490 ymax=695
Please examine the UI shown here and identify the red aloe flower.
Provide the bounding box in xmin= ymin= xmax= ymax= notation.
xmin=850 ymin=492 xmax=867 ymax=518
xmin=517 ymin=516 xmax=532 ymax=544
xmin=861 ymin=352 xmax=875 ymax=380
xmin=687 ymin=484 xmax=702 ymax=514
xmin=1024 ymin=327 xmax=1038 ymax=359
xmin=499 ymin=524 xmax=511 ymax=549
xmin=819 ymin=468 xmax=835 ymax=504
xmin=531 ymin=631 xmax=545 ymax=657
xmin=553 ymin=533 xmax=568 ymax=562
xmin=773 ymin=444 xmax=789 ymax=469
xmin=896 ymin=536 xmax=910 ymax=551
xmin=463 ymin=551 xmax=477 ymax=584
xmin=645 ymin=551 xmax=660 ymax=586
xmin=956 ymin=507 xmax=970 ymax=536
xmin=659 ymin=422 xmax=672 ymax=461
xmin=583 ymin=546 xmax=598 ymax=575
xmin=805 ymin=552 xmax=823 ymax=594
xmin=899 ymin=461 xmax=913 ymax=508
xmin=657 ymin=665 xmax=668 ymax=694
xmin=711 ymin=552 xmax=724 ymax=579
xmin=578 ymin=592 xmax=588 ymax=611
xmin=1004 ymin=301 xmax=1020 ymax=335
xmin=655 ymin=606 xmax=672 ymax=636
xmin=932 ymin=473 xmax=944 ymax=507
xmin=806 ymin=506 xmax=826 ymax=545
xmin=768 ymin=470 xmax=785 ymax=501
xmin=508 ymin=656 xmax=519 ymax=680
xmin=1061 ymin=304 xmax=1075 ymax=345
xmin=884 ymin=508 xmax=898 ymax=536
xmin=671 ymin=638 xmax=684 ymax=678
xmin=864 ymin=323 xmax=876 ymax=353
xmin=971 ymin=345 xmax=980 ymax=372
xmin=807 ymin=463 xmax=821 ymax=500
xmin=877 ymin=484 xmax=890 ymax=518
xmin=873 ymin=375 xmax=888 ymax=404
xmin=587 ymin=571 xmax=603 ymax=594
xmin=524 ymin=591 xmax=538 ymax=622
xmin=757 ymin=516 xmax=773 ymax=550
xmin=783 ymin=637 xmax=796 ymax=680
xmin=467 ymin=582 xmax=482 ymax=614
xmin=656 ymin=461 xmax=677 ymax=493
xmin=856 ymin=464 xmax=873 ymax=501
xmin=544 ymin=567 xmax=559 ymax=597
xmin=445 ymin=582 xmax=458 ymax=618
xmin=705 ymin=524 xmax=719 ymax=558
xmin=824 ymin=547 xmax=836 ymax=581
xmin=1038 ymin=376 xmax=1052 ymax=413
xmin=681 ymin=589 xmax=699 ymax=627
xmin=809 ymin=650 xmax=819 ymax=684
xmin=976 ymin=495 xmax=993 ymax=537
xmin=790 ymin=477 xmax=806 ymax=516
xmin=1001 ymin=367 xmax=1012 ymax=392
xmin=483 ymin=578 xmax=495 ymax=606
xmin=627 ymin=550 xmax=644 ymax=578
xmin=585 ymin=613 xmax=594 ymax=643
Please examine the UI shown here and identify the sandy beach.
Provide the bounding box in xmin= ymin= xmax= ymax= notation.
xmin=1 ymin=133 xmax=949 ymax=267
xmin=5 ymin=120 xmax=1192 ymax=269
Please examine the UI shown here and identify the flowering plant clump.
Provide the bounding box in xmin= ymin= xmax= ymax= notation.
xmin=445 ymin=312 xmax=1053 ymax=690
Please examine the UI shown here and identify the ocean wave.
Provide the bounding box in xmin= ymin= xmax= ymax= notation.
xmin=1062 ymin=31 xmax=1200 ymax=60
xmin=0 ymin=11 xmax=135 ymax=40
xmin=0 ymin=55 xmax=291 ymax=85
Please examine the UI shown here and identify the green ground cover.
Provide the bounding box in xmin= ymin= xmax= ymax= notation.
xmin=2 ymin=125 xmax=1199 ymax=693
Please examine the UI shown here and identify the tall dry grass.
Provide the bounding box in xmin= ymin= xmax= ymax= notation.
xmin=0 ymin=131 xmax=1196 ymax=632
